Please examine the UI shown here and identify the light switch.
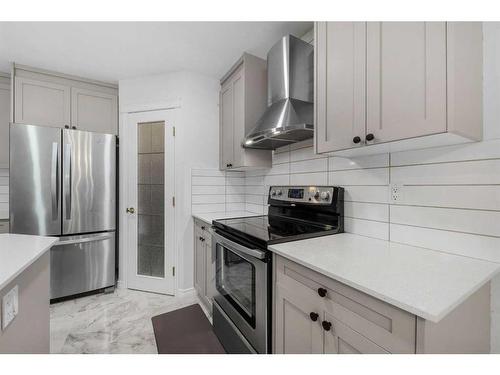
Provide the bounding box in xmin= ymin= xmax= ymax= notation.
xmin=2 ymin=285 xmax=19 ymax=330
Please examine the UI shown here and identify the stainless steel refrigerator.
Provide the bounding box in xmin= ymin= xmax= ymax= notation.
xmin=10 ymin=123 xmax=116 ymax=300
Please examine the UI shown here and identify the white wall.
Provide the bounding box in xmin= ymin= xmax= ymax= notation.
xmin=119 ymin=70 xmax=220 ymax=292
xmin=0 ymin=169 xmax=8 ymax=218
xmin=243 ymin=22 xmax=500 ymax=352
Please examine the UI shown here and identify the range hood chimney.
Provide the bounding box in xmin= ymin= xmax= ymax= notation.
xmin=243 ymin=35 xmax=314 ymax=150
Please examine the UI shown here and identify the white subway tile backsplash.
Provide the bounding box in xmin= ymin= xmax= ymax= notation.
xmin=272 ymin=150 xmax=290 ymax=164
xmin=344 ymin=217 xmax=389 ymax=240
xmin=290 ymin=145 xmax=325 ymax=162
xmin=225 ymin=194 xmax=245 ymax=203
xmin=264 ymin=174 xmax=290 ymax=187
xmin=395 ymin=185 xmax=500 ymax=210
xmin=191 ymin=203 xmax=225 ymax=214
xmin=191 ymin=169 xmax=225 ymax=177
xmin=226 ymin=185 xmax=246 ymax=195
xmin=245 ymin=203 xmax=265 ymax=214
xmin=343 ymin=186 xmax=389 ymax=204
xmin=345 ymin=202 xmax=389 ymax=222
xmin=266 ymin=162 xmax=290 ymax=175
xmin=328 ymin=168 xmax=389 ymax=186
xmin=391 ymin=159 xmax=500 ymax=185
xmin=390 ymin=139 xmax=500 ymax=166
xmin=226 ymin=177 xmax=245 ymax=186
xmin=328 ymin=154 xmax=389 ymax=171
xmin=290 ymin=158 xmax=328 ymax=174
xmin=391 ymin=205 xmax=500 ymax=237
xmin=192 ymin=195 xmax=225 ymax=204
xmin=226 ymin=203 xmax=245 ymax=211
xmin=290 ymin=172 xmax=328 ymax=186
xmin=192 ymin=176 xmax=225 ymax=186
xmin=390 ymin=224 xmax=500 ymax=263
xmin=192 ymin=185 xmax=225 ymax=195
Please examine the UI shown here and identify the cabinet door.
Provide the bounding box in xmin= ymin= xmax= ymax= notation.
xmin=14 ymin=77 xmax=70 ymax=127
xmin=194 ymin=227 xmax=206 ymax=297
xmin=275 ymin=284 xmax=323 ymax=354
xmin=315 ymin=22 xmax=366 ymax=153
xmin=0 ymin=82 xmax=9 ymax=168
xmin=323 ymin=312 xmax=389 ymax=354
xmin=366 ymin=22 xmax=447 ymax=143
xmin=231 ymin=68 xmax=245 ymax=168
xmin=220 ymin=79 xmax=234 ymax=169
xmin=205 ymin=237 xmax=214 ymax=308
xmin=71 ymin=87 xmax=118 ymax=134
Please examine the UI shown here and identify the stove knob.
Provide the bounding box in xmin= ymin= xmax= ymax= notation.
xmin=276 ymin=189 xmax=282 ymax=197
xmin=313 ymin=191 xmax=320 ymax=200
xmin=320 ymin=191 xmax=330 ymax=201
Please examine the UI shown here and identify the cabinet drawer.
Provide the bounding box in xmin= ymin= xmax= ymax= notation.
xmin=275 ymin=256 xmax=416 ymax=353
xmin=0 ymin=221 xmax=9 ymax=233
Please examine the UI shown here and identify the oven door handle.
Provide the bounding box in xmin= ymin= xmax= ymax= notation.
xmin=213 ymin=232 xmax=266 ymax=260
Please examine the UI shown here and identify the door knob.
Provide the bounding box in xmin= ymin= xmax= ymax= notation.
xmin=365 ymin=133 xmax=375 ymax=142
xmin=309 ymin=312 xmax=319 ymax=322
xmin=126 ymin=207 xmax=135 ymax=214
xmin=317 ymin=287 xmax=327 ymax=297
xmin=322 ymin=320 xmax=332 ymax=331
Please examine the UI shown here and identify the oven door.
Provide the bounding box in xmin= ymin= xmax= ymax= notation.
xmin=212 ymin=232 xmax=269 ymax=353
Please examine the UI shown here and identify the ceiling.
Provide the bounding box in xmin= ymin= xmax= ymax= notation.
xmin=0 ymin=22 xmax=312 ymax=83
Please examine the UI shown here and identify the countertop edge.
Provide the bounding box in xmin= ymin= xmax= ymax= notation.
xmin=269 ymin=243 xmax=500 ymax=323
xmin=0 ymin=236 xmax=59 ymax=290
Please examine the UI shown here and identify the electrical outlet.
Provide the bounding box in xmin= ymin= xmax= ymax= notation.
xmin=2 ymin=285 xmax=18 ymax=330
xmin=390 ymin=184 xmax=403 ymax=202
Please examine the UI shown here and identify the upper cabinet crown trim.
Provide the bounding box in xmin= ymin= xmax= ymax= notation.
xmin=13 ymin=63 xmax=118 ymax=90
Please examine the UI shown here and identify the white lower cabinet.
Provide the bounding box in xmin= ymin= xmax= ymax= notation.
xmin=274 ymin=255 xmax=491 ymax=354
xmin=194 ymin=219 xmax=214 ymax=313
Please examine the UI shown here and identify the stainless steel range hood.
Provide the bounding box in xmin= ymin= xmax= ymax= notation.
xmin=243 ymin=34 xmax=314 ymax=150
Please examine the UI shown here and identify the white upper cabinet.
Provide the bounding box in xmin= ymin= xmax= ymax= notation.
xmin=366 ymin=22 xmax=447 ymax=143
xmin=13 ymin=65 xmax=118 ymax=134
xmin=315 ymin=22 xmax=483 ymax=156
xmin=0 ymin=75 xmax=10 ymax=168
xmin=315 ymin=22 xmax=366 ymax=153
xmin=71 ymin=87 xmax=118 ymax=134
xmin=219 ymin=53 xmax=271 ymax=170
xmin=14 ymin=76 xmax=71 ymax=128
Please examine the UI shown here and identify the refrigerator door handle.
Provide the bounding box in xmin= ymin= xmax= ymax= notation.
xmin=51 ymin=142 xmax=59 ymax=220
xmin=53 ymin=232 xmax=114 ymax=246
xmin=64 ymin=143 xmax=72 ymax=220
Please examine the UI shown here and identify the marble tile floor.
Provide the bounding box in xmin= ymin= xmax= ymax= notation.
xmin=50 ymin=288 xmax=206 ymax=354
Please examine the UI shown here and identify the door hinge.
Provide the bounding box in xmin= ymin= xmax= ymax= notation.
xmin=172 ymin=196 xmax=175 ymax=207
xmin=172 ymin=267 xmax=175 ymax=277
xmin=172 ymin=126 xmax=175 ymax=137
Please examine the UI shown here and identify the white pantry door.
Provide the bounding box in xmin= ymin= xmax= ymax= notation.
xmin=123 ymin=109 xmax=176 ymax=295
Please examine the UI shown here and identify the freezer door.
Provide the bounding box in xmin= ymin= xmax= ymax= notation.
xmin=50 ymin=232 xmax=116 ymax=299
xmin=9 ymin=124 xmax=62 ymax=235
xmin=62 ymin=129 xmax=116 ymax=234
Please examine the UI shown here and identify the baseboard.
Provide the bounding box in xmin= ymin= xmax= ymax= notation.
xmin=116 ymin=280 xmax=126 ymax=289
xmin=177 ymin=287 xmax=196 ymax=299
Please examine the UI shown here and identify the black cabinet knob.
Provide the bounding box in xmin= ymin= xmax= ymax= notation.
xmin=322 ymin=320 xmax=332 ymax=331
xmin=352 ymin=136 xmax=361 ymax=144
xmin=64 ymin=125 xmax=69 ymax=129
xmin=72 ymin=126 xmax=77 ymax=130
xmin=201 ymin=226 xmax=206 ymax=230
xmin=317 ymin=287 xmax=327 ymax=297
xmin=309 ymin=312 xmax=319 ymax=322
xmin=366 ymin=133 xmax=375 ymax=142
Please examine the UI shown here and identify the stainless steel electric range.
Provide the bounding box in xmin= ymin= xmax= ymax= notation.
xmin=211 ymin=185 xmax=344 ymax=354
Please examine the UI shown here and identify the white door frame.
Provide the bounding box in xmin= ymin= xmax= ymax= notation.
xmin=119 ymin=106 xmax=179 ymax=295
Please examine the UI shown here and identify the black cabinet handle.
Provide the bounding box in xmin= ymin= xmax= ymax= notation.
xmin=366 ymin=133 xmax=375 ymax=142
xmin=226 ymin=163 xmax=233 ymax=168
xmin=199 ymin=236 xmax=205 ymax=242
xmin=309 ymin=312 xmax=319 ymax=322
xmin=317 ymin=287 xmax=327 ymax=297
xmin=322 ymin=320 xmax=332 ymax=331
xmin=352 ymin=136 xmax=361 ymax=144
xmin=201 ymin=226 xmax=206 ymax=230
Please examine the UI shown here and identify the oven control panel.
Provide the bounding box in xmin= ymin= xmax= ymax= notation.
xmin=269 ymin=186 xmax=335 ymax=205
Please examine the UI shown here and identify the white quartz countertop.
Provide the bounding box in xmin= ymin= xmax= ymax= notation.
xmin=0 ymin=234 xmax=59 ymax=290
xmin=269 ymin=233 xmax=500 ymax=323
xmin=192 ymin=211 xmax=261 ymax=225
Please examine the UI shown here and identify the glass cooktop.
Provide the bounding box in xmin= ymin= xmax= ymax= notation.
xmin=213 ymin=215 xmax=341 ymax=247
